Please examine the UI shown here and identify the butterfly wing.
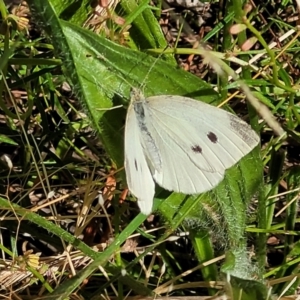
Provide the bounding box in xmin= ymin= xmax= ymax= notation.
xmin=124 ymin=104 xmax=155 ymax=215
xmin=142 ymin=95 xmax=259 ymax=194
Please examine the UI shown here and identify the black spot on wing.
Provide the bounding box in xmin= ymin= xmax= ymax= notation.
xmin=207 ymin=132 xmax=218 ymax=143
xmin=191 ymin=145 xmax=202 ymax=153
xmin=134 ymin=159 xmax=138 ymax=171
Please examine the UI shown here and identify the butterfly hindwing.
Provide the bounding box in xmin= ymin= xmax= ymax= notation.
xmin=124 ymin=103 xmax=155 ymax=215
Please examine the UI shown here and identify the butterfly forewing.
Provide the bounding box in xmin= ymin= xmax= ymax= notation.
xmin=145 ymin=95 xmax=259 ymax=170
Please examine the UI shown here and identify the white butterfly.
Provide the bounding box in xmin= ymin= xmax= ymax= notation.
xmin=124 ymin=88 xmax=260 ymax=215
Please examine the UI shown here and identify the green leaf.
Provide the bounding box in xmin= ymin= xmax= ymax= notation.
xmin=119 ymin=0 xmax=169 ymax=51
xmin=0 ymin=134 xmax=18 ymax=145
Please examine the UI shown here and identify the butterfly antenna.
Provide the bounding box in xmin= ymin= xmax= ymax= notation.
xmin=139 ymin=46 xmax=169 ymax=92
xmin=106 ymin=50 xmax=168 ymax=98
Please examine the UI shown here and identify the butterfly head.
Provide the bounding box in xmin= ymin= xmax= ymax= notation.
xmin=130 ymin=87 xmax=145 ymax=104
